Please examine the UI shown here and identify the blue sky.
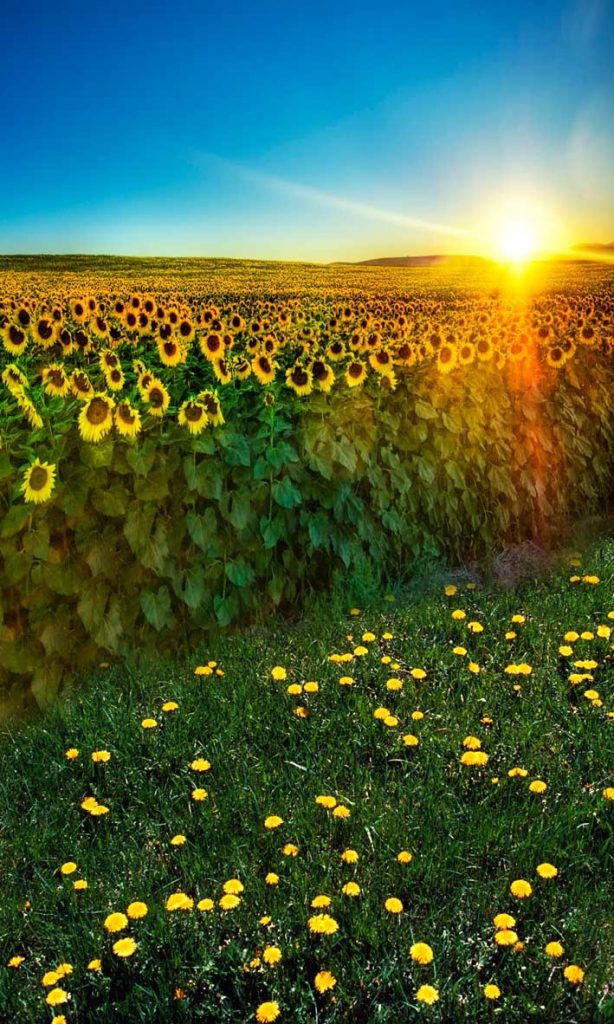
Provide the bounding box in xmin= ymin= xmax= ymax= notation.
xmin=1 ymin=0 xmax=613 ymax=259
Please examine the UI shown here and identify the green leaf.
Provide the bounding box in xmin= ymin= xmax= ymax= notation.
xmin=125 ymin=441 xmax=157 ymax=477
xmin=186 ymin=507 xmax=217 ymax=551
xmin=0 ymin=504 xmax=30 ymax=538
xmin=272 ymin=477 xmax=302 ymax=509
xmin=80 ymin=437 xmax=114 ymax=468
xmin=225 ymin=557 xmax=256 ymax=587
xmin=0 ymin=452 xmax=14 ymax=481
xmin=213 ymin=592 xmax=239 ymax=627
xmin=260 ymin=515 xmax=286 ymax=549
xmin=91 ymin=481 xmax=129 ymax=517
xmin=140 ymin=586 xmax=174 ymax=631
xmin=415 ymin=399 xmax=437 ymax=420
xmin=229 ymin=492 xmax=251 ymax=530
xmin=182 ymin=564 xmax=205 ymax=609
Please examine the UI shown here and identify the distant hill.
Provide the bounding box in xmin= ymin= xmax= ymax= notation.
xmin=572 ymin=243 xmax=614 ymax=255
xmin=354 ymin=254 xmax=491 ymax=267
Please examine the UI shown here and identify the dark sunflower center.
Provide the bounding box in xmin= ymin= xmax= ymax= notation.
xmin=207 ymin=335 xmax=221 ymax=352
xmin=259 ymin=357 xmax=271 ymax=374
xmin=9 ymin=325 xmax=25 ymax=344
xmin=349 ymin=363 xmax=363 ymax=378
xmin=87 ymin=397 xmax=111 ymax=424
xmin=440 ymin=347 xmax=452 ymax=363
xmin=149 ymin=387 xmax=164 ymax=407
xmin=163 ymin=340 xmax=176 ymax=355
xmin=29 ymin=466 xmax=49 ymax=491
xmin=118 ymin=404 xmax=135 ymax=424
xmin=179 ymin=321 xmax=191 ymax=337
xmin=292 ymin=367 xmax=309 ymax=386
xmin=185 ymin=403 xmax=204 ymax=422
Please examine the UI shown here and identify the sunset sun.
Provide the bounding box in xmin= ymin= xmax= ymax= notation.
xmin=497 ymin=219 xmax=537 ymax=263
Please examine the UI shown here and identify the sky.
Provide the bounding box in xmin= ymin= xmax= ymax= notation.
xmin=1 ymin=0 xmax=613 ymax=261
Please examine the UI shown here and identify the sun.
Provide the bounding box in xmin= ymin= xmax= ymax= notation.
xmin=498 ymin=220 xmax=537 ymax=264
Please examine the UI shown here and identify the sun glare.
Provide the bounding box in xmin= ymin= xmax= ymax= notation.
xmin=498 ymin=220 xmax=537 ymax=264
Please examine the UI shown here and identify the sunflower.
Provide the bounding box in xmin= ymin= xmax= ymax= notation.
xmin=252 ymin=355 xmax=276 ymax=385
xmin=367 ymin=349 xmax=390 ymax=374
xmin=21 ymin=458 xmax=56 ymax=503
xmin=158 ymin=337 xmax=185 ymax=367
xmin=104 ymin=366 xmax=125 ymax=391
xmin=229 ymin=312 xmax=245 ymax=331
xmin=311 ymin=359 xmax=335 ymax=393
xmin=73 ymin=329 xmax=92 ymax=356
xmin=3 ymin=324 xmax=28 ymax=355
xmin=326 ymin=340 xmax=346 ymax=361
xmin=90 ymin=316 xmax=108 ymax=340
xmin=232 ymin=358 xmax=252 ymax=381
xmin=200 ymin=333 xmax=224 ymax=361
xmin=2 ymin=364 xmax=29 ymax=395
xmin=177 ymin=318 xmax=195 ymax=343
xmin=78 ymin=394 xmax=115 ymax=442
xmin=212 ymin=358 xmax=232 ymax=384
xmin=42 ymin=364 xmax=70 ymax=398
xmin=16 ymin=394 xmax=44 ymax=429
xmin=125 ymin=310 xmax=138 ymax=332
xmin=145 ymin=380 xmax=170 ymax=417
xmin=345 ymin=361 xmax=367 ymax=387
xmin=197 ymin=390 xmax=224 ymax=426
xmin=178 ymin=400 xmax=209 ymax=435
xmin=546 ymin=346 xmax=565 ymax=368
xmin=70 ymin=370 xmax=95 ymax=401
xmin=476 ymin=337 xmax=493 ymax=362
xmin=437 ymin=343 xmax=458 ymax=374
xmin=71 ymin=299 xmax=87 ymax=322
xmin=114 ymin=402 xmax=141 ymax=438
xmin=578 ymin=324 xmax=596 ymax=347
xmin=100 ymin=350 xmax=119 ymax=371
xmin=458 ymin=342 xmax=476 ymax=366
xmin=286 ymin=363 xmax=313 ymax=396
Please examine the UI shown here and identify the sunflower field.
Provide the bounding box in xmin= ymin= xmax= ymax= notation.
xmin=0 ymin=257 xmax=613 ymax=714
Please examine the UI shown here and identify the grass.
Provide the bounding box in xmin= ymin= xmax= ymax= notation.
xmin=0 ymin=539 xmax=612 ymax=1023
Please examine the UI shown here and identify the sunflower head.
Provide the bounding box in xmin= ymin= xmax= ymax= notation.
xmin=21 ymin=458 xmax=56 ymax=504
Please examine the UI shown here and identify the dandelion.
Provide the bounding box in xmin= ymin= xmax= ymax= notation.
xmin=255 ymin=1002 xmax=281 ymax=1023
xmin=166 ymin=892 xmax=193 ymax=912
xmin=510 ymin=879 xmax=532 ymax=898
xmin=384 ymin=897 xmax=403 ymax=914
xmin=127 ymin=901 xmax=148 ymax=919
xmin=308 ymin=913 xmax=339 ymax=934
xmin=60 ymin=862 xmax=77 ymax=875
xmin=483 ymin=984 xmax=501 ymax=1000
xmin=314 ymin=970 xmax=337 ymax=993
xmin=197 ymin=898 xmax=215 ymax=912
xmin=104 ymin=912 xmax=128 ymax=933
xmin=563 ymin=964 xmax=585 ymax=985
xmin=410 ymin=942 xmax=434 ymax=964
xmin=262 ymin=945 xmax=282 ymax=966
xmin=341 ymin=848 xmax=359 ymax=863
xmin=271 ymin=667 xmax=287 ymax=681
xmin=113 ymin=937 xmax=137 ymax=958
xmin=46 ymin=988 xmax=70 ymax=1006
xmin=544 ymin=941 xmax=564 ymax=957
xmin=536 ymin=862 xmax=558 ymax=879
xmin=341 ymin=881 xmax=361 ymax=897
xmin=416 ymin=984 xmax=439 ymax=1005
xmin=264 ymin=815 xmax=284 ymax=829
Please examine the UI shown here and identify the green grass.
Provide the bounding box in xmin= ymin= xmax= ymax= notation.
xmin=1 ymin=540 xmax=612 ymax=1023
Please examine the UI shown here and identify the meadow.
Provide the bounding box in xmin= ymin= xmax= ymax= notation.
xmin=0 ymin=257 xmax=613 ymax=1022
